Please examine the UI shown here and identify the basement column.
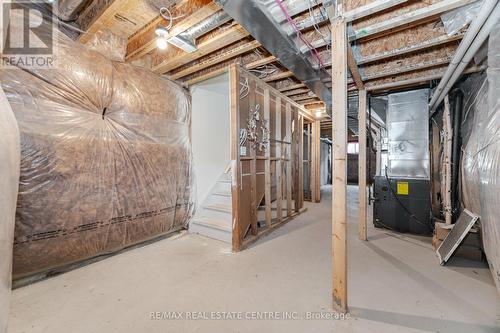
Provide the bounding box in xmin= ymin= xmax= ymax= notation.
xmin=311 ymin=120 xmax=321 ymax=203
xmin=331 ymin=16 xmax=348 ymax=313
xmin=358 ymin=90 xmax=367 ymax=241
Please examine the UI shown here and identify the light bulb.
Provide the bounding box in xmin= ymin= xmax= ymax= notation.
xmin=157 ymin=38 xmax=168 ymax=50
xmin=315 ymin=110 xmax=323 ymax=118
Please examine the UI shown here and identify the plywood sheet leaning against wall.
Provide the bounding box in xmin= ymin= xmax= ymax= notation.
xmin=229 ymin=65 xmax=312 ymax=251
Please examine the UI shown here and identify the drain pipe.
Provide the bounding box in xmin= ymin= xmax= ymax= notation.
xmin=450 ymin=89 xmax=463 ymax=221
xmin=429 ymin=0 xmax=499 ymax=111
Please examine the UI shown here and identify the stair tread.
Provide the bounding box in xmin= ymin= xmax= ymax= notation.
xmin=204 ymin=203 xmax=232 ymax=213
xmin=213 ymin=191 xmax=231 ymax=197
xmin=192 ymin=217 xmax=232 ymax=232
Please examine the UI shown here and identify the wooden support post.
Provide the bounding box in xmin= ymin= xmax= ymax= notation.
xmin=311 ymin=120 xmax=321 ymax=203
xmin=358 ymin=90 xmax=367 ymax=241
xmin=286 ymin=103 xmax=293 ymax=216
xmin=264 ymin=89 xmax=272 ymax=228
xmin=294 ymin=110 xmax=301 ymax=212
xmin=375 ymin=131 xmax=381 ymax=177
xmin=443 ymin=95 xmax=452 ymax=225
xmin=229 ymin=65 xmax=242 ymax=252
xmin=331 ymin=16 xmax=348 ymax=314
xmin=249 ymin=80 xmax=258 ymax=235
xmin=298 ymin=115 xmax=304 ymax=210
xmin=276 ymin=97 xmax=283 ymax=223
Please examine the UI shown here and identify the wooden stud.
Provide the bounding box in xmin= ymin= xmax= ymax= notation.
xmin=298 ymin=115 xmax=304 ymax=210
xmin=331 ymin=16 xmax=348 ymax=314
xmin=294 ymin=109 xmax=301 ymax=212
xmin=229 ymin=64 xmax=242 ymax=252
xmin=443 ymin=95 xmax=452 ymax=225
xmin=249 ymin=79 xmax=259 ymax=235
xmin=286 ymin=103 xmax=293 ymax=216
xmin=275 ymin=97 xmax=283 ymax=223
xmin=264 ymin=88 xmax=272 ymax=228
xmin=358 ymin=90 xmax=367 ymax=241
xmin=311 ymin=120 xmax=321 ymax=203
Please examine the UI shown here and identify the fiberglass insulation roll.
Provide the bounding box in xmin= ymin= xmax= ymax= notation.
xmin=0 ymin=14 xmax=194 ymax=279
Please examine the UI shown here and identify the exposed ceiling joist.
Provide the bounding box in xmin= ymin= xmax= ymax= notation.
xmin=170 ymin=40 xmax=260 ymax=80
xmin=153 ymin=24 xmax=250 ymax=73
xmin=245 ymin=56 xmax=277 ymax=70
xmin=351 ymin=0 xmax=478 ymax=41
xmin=264 ymin=71 xmax=294 ymax=82
xmin=357 ymin=33 xmax=464 ymax=65
xmin=126 ymin=0 xmax=218 ymax=61
xmin=279 ymin=83 xmax=307 ymax=92
xmin=77 ymin=0 xmax=158 ymax=43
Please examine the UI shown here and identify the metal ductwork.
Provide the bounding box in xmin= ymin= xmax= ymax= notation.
xmin=168 ymin=10 xmax=231 ymax=53
xmin=215 ymin=0 xmax=332 ymax=111
xmin=56 ymin=0 xmax=92 ymax=21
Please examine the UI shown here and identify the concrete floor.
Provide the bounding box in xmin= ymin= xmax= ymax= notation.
xmin=8 ymin=186 xmax=500 ymax=333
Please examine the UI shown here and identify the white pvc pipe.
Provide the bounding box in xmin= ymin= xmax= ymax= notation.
xmin=429 ymin=0 xmax=498 ymax=110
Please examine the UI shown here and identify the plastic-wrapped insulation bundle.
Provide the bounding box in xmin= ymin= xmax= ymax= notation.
xmin=460 ymin=22 xmax=500 ymax=294
xmin=0 ymin=88 xmax=20 ymax=333
xmin=0 ymin=12 xmax=194 ymax=279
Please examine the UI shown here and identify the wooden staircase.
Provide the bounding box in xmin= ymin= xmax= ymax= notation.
xmin=189 ymin=171 xmax=232 ymax=243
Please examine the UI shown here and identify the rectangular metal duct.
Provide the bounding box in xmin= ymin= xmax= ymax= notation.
xmin=386 ymin=89 xmax=430 ymax=179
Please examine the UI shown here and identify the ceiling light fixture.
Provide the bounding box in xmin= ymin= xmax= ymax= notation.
xmin=156 ymin=37 xmax=168 ymax=50
xmin=155 ymin=25 xmax=169 ymax=50
xmin=315 ymin=110 xmax=323 ymax=118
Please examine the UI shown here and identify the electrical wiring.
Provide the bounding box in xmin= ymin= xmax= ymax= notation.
xmin=307 ymin=0 xmax=330 ymax=53
xmin=273 ymin=0 xmax=326 ymax=69
xmin=240 ymin=77 xmax=249 ymax=99
xmin=159 ymin=6 xmax=186 ymax=30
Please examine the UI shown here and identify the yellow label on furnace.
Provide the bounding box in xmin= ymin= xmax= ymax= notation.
xmin=397 ymin=182 xmax=409 ymax=195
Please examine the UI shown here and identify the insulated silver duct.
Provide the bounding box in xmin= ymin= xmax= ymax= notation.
xmin=57 ymin=0 xmax=91 ymax=21
xmin=168 ymin=10 xmax=231 ymax=53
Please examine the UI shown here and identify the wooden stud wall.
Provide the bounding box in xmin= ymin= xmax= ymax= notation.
xmin=230 ymin=65 xmax=308 ymax=251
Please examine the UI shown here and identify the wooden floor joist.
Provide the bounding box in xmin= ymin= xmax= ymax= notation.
xmin=152 ymin=24 xmax=250 ymax=74
xmin=363 ymin=57 xmax=452 ymax=81
xmin=351 ymin=0 xmax=477 ymax=41
xmin=279 ymin=83 xmax=306 ymax=92
xmin=356 ymin=33 xmax=464 ymax=65
xmin=245 ymin=56 xmax=277 ymax=70
xmin=170 ymin=40 xmax=261 ymax=80
xmin=264 ymin=71 xmax=294 ymax=82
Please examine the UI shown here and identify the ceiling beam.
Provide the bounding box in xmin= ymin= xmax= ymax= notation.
xmin=170 ymin=40 xmax=260 ymax=80
xmin=77 ymin=0 xmax=158 ymax=43
xmin=152 ymin=24 xmax=250 ymax=74
xmin=245 ymin=56 xmax=277 ymax=70
xmin=264 ymin=71 xmax=294 ymax=82
xmin=357 ymin=33 xmax=464 ymax=65
xmin=351 ymin=0 xmax=477 ymax=41
xmin=363 ymin=57 xmax=451 ymax=81
xmin=279 ymin=83 xmax=306 ymax=92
